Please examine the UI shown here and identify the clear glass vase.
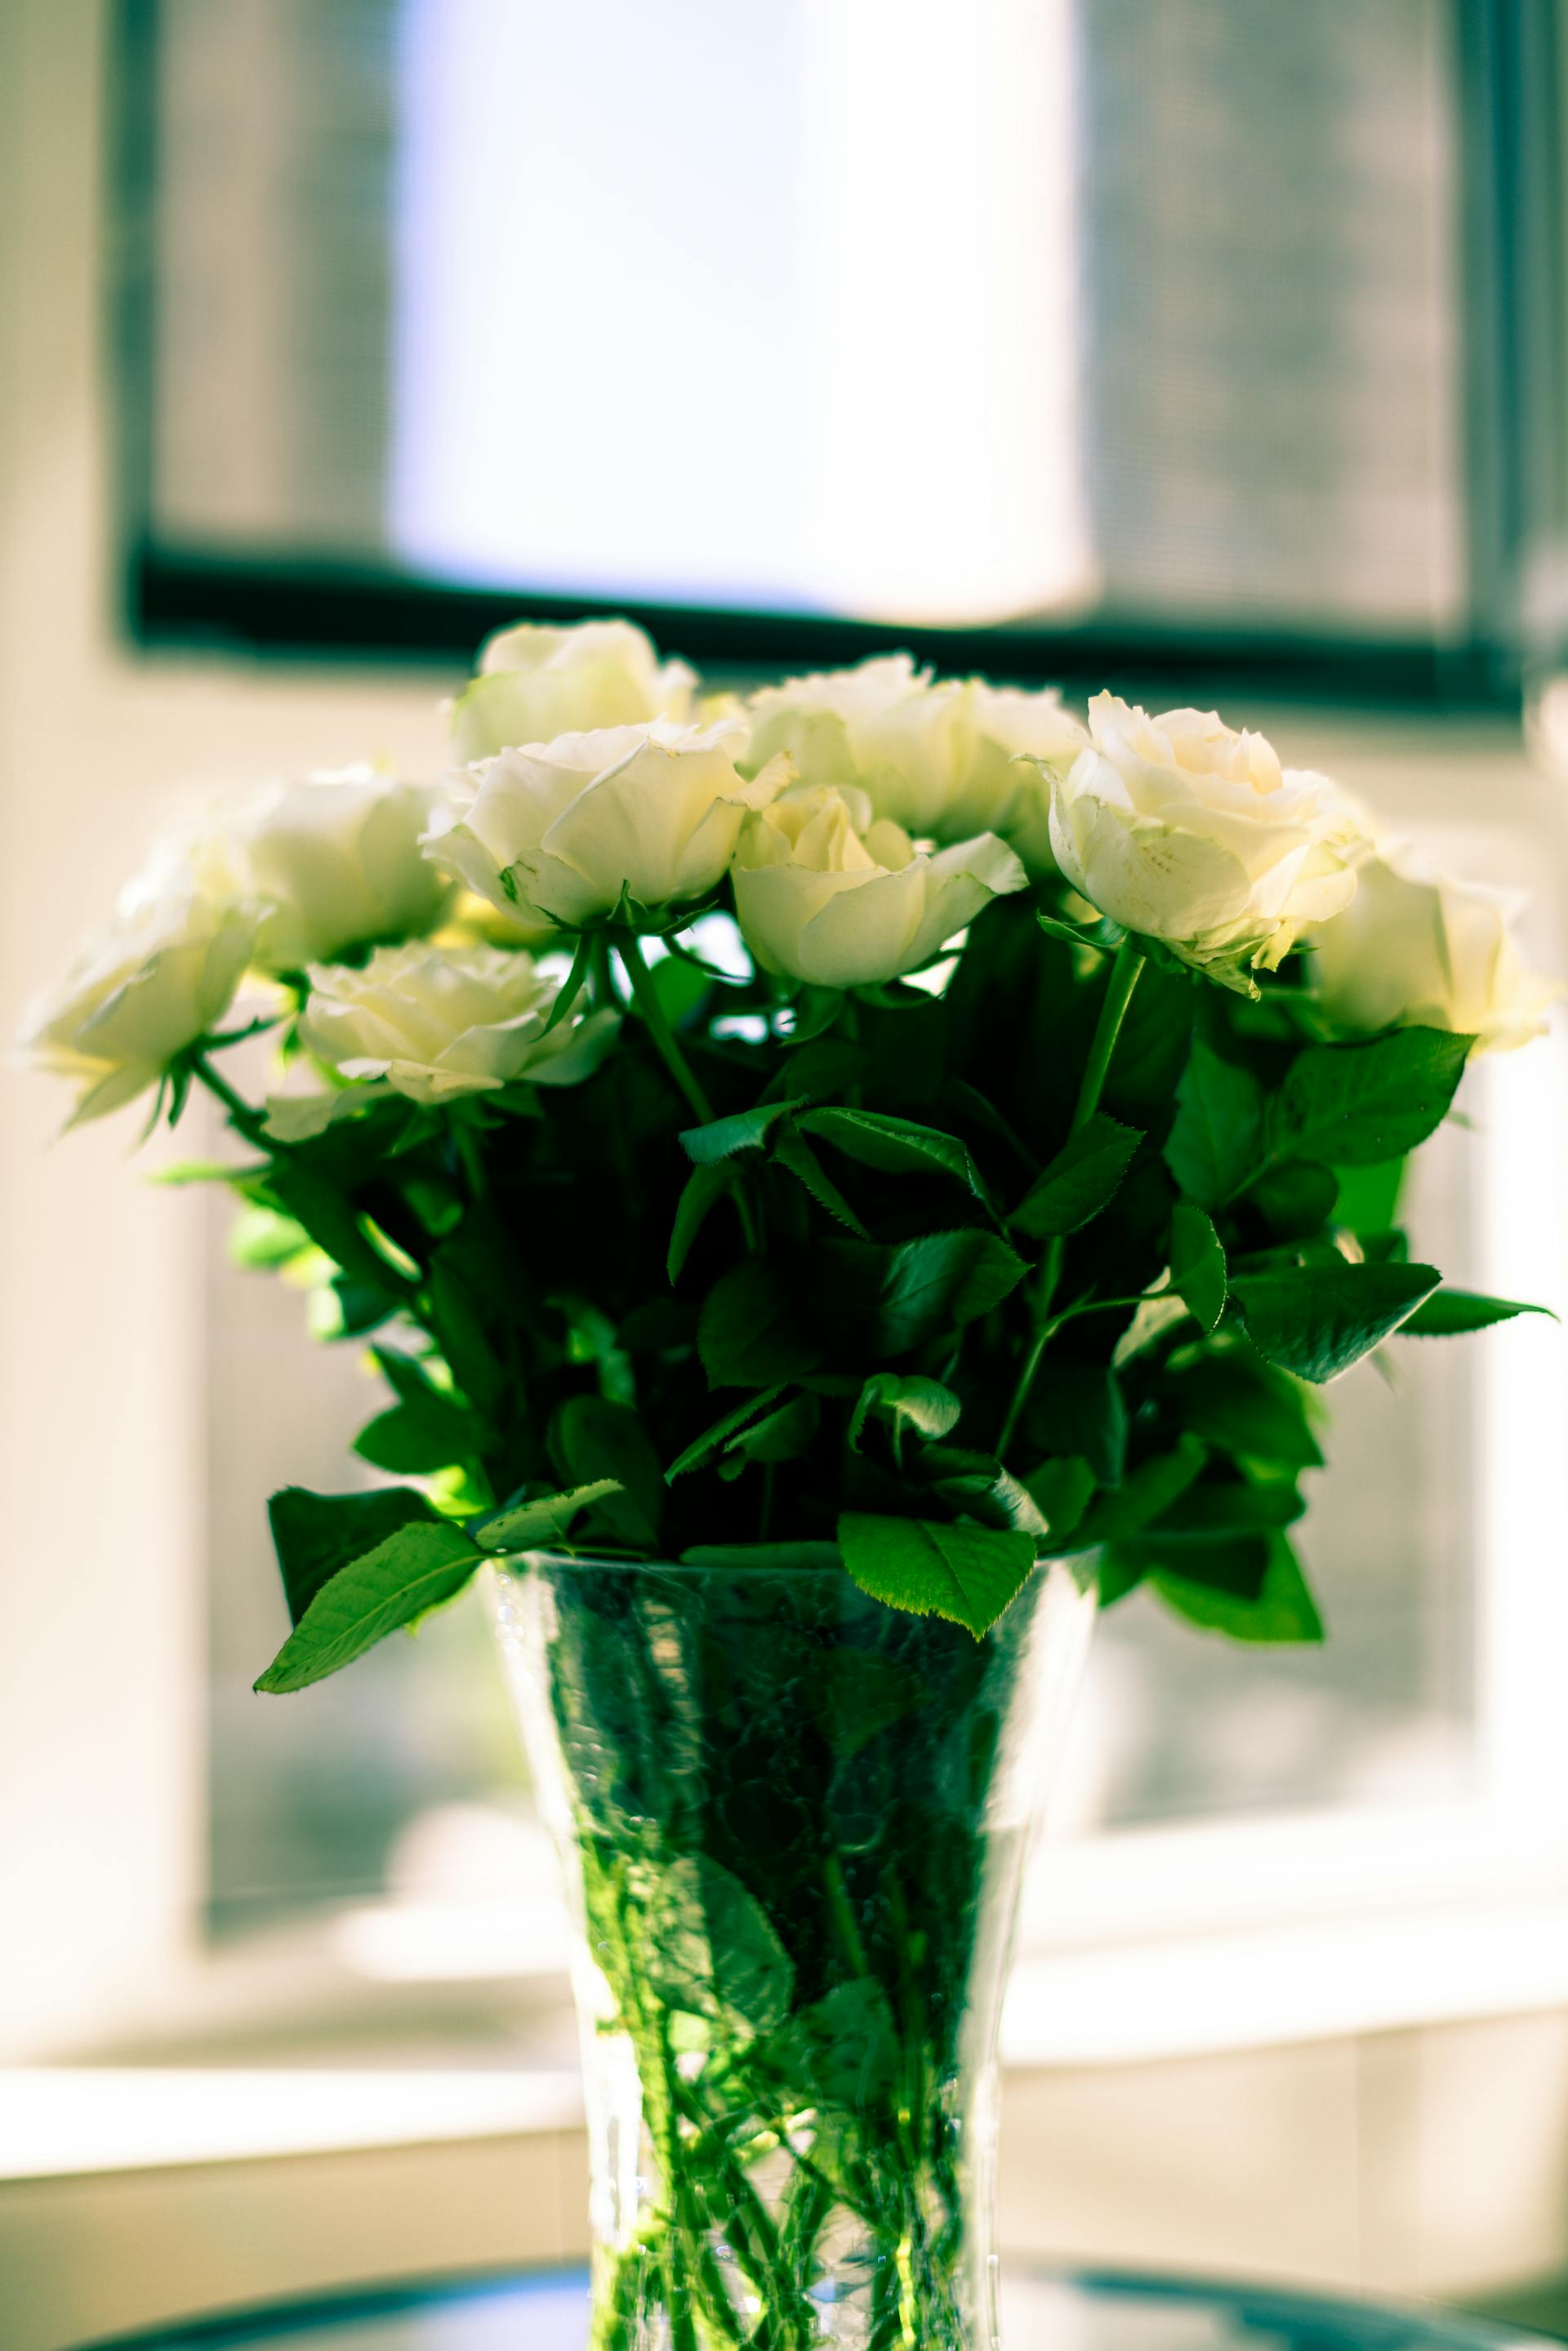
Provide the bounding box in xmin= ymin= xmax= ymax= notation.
xmin=492 ymin=1554 xmax=1097 ymax=2351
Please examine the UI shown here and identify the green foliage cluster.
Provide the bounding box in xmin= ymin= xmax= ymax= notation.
xmin=171 ymin=878 xmax=1544 ymax=1694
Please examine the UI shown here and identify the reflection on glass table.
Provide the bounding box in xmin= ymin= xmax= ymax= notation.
xmin=77 ymin=2267 xmax=1557 ymax=2351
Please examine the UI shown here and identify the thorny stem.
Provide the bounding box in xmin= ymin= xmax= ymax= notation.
xmin=996 ymin=937 xmax=1145 ymax=1458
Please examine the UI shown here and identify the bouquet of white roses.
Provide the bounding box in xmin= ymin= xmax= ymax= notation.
xmin=24 ymin=617 xmax=1557 ymax=2351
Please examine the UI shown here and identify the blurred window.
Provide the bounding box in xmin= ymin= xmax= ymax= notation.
xmin=123 ymin=0 xmax=1499 ymax=670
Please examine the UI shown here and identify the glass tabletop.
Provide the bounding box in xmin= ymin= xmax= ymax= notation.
xmin=73 ymin=2266 xmax=1561 ymax=2351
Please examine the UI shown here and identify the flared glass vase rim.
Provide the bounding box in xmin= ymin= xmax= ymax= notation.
xmin=492 ymin=1545 xmax=1102 ymax=1582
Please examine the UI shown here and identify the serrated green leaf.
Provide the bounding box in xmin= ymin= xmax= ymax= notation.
xmin=1163 ymin=1042 xmax=1266 ymax=1209
xmin=1010 ymin=1113 xmax=1143 ymax=1239
xmin=772 ymin=1124 xmax=868 ymax=1235
xmin=667 ymin=1160 xmax=734 ymax=1285
xmin=1399 ymin=1288 xmax=1556 ymax=1337
xmin=667 ymin=1385 xmax=789 ymax=1480
xmin=256 ymin=1520 xmax=483 ymax=1692
xmin=1250 ymin=1159 xmax=1339 ymax=1240
xmin=815 ymin=1231 xmax=1027 ymax=1358
xmin=848 ymin=1374 xmax=962 ymax=1452
xmin=838 ymin=1512 xmax=1035 ymax=1637
xmin=550 ymin=1396 xmax=664 ymax=1544
xmin=1275 ymin=1029 xmax=1472 ymax=1167
xmin=1169 ymin=1202 xmax=1227 ymax=1334
xmin=229 ymin=1206 xmax=314 ymax=1271
xmin=267 ymin=1484 xmax=443 ymax=1627
xmin=800 ymin=1106 xmax=987 ymax=1199
xmin=679 ymin=1098 xmax=804 ymax=1164
xmin=474 ymin=1481 xmax=625 ymax=1552
xmin=1231 ymin=1260 xmax=1441 ymax=1383
xmin=724 ymin=1390 xmax=820 ymax=1463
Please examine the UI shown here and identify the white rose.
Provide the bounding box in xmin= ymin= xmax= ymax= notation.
xmin=731 ymin=784 xmax=1027 ymax=989
xmin=130 ymin=767 xmax=452 ymax=973
xmin=22 ymin=890 xmax=257 ymax=1126
xmin=1045 ymin=694 xmax=1369 ymax=989
xmin=745 ymin=655 xmax=1085 ymax=866
xmin=1307 ymin=846 xmax=1557 ymax=1054
xmin=292 ymin=941 xmax=619 ymax=1109
xmin=425 ymin=718 xmax=787 ymax=932
xmin=450 ymin=618 xmax=696 ymax=761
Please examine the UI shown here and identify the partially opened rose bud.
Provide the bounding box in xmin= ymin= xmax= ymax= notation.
xmin=425 ymin=717 xmax=788 ymax=933
xmin=451 ymin=619 xmax=696 ymax=762
xmin=296 ymin=940 xmax=619 ymax=1106
xmin=731 ymin=784 xmax=1027 ymax=989
xmin=1307 ymin=847 xmax=1558 ymax=1053
xmin=745 ymin=655 xmax=1084 ymax=870
xmin=22 ymin=890 xmax=258 ymax=1125
xmin=1043 ymin=694 xmax=1369 ymax=990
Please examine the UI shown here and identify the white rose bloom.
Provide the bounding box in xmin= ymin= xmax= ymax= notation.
xmin=129 ymin=767 xmax=452 ymax=973
xmin=22 ymin=890 xmax=257 ymax=1126
xmin=1307 ymin=846 xmax=1557 ymax=1054
xmin=425 ymin=717 xmax=788 ymax=931
xmin=745 ymin=655 xmax=1085 ymax=866
xmin=451 ymin=618 xmax=697 ymax=761
xmin=1045 ymin=694 xmax=1369 ymax=989
xmin=293 ymin=941 xmax=619 ymax=1108
xmin=731 ymin=784 xmax=1027 ymax=990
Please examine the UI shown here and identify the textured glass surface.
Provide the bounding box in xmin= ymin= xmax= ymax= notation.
xmin=492 ymin=1559 xmax=1096 ymax=2351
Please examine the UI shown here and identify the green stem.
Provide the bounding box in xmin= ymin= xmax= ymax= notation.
xmin=616 ymin=930 xmax=715 ymax=1125
xmin=616 ymin=929 xmax=760 ymax=1253
xmin=191 ymin=1052 xmax=270 ymax=1149
xmin=997 ymin=938 xmax=1145 ymax=1458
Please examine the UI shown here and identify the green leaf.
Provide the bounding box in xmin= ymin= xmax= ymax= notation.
xmin=667 ymin=1161 xmax=735 ymax=1285
xmin=1275 ymin=1029 xmax=1472 ymax=1168
xmin=1036 ymin=911 xmax=1121 ymax=953
xmin=256 ymin=1520 xmax=483 ymax=1693
xmin=1025 ymin=1456 xmax=1097 ymax=1546
xmin=229 ymin=1206 xmax=314 ymax=1271
xmin=808 ymin=1652 xmax=927 ymax=1757
xmin=761 ymin=1979 xmax=899 ymax=2107
xmin=772 ymin=1124 xmax=868 ymax=1236
xmin=1153 ymin=1536 xmax=1325 ymax=1644
xmin=1143 ymin=1477 xmax=1306 ymax=1540
xmin=667 ymin=1386 xmax=789 ymax=1480
xmin=1332 ymin=1156 xmax=1408 ymax=1236
xmin=1231 ymin=1260 xmax=1441 ymax=1383
xmin=1169 ymin=1203 xmax=1227 ymax=1335
xmin=699 ymin=1260 xmax=823 ymax=1387
xmin=725 ymin=1391 xmax=820 ymax=1463
xmin=1076 ymin=1436 xmax=1209 ymax=1543
xmin=1160 ymin=1352 xmax=1325 ymax=1471
xmin=1399 ymin=1288 xmax=1556 ymax=1337
xmin=353 ymin=1398 xmax=482 ymax=1476
xmin=1010 ymin=1113 xmax=1143 ymax=1239
xmin=1164 ymin=1043 xmax=1266 ymax=1209
xmin=680 ymin=1099 xmax=804 ymax=1164
xmin=1249 ymin=1160 xmax=1338 ymax=1240
xmin=550 ymin=1396 xmax=665 ymax=1544
xmin=474 ymin=1481 xmax=626 ymax=1552
xmin=651 ymin=1855 xmax=795 ymax=2033
xmin=838 ymin=1513 xmax=1036 ymax=1638
xmin=800 ymin=1107 xmax=988 ymax=1199
xmin=267 ymin=1484 xmax=443 ymax=1627
xmin=848 ymin=1374 xmax=962 ymax=1452
xmin=817 ymin=1231 xmax=1027 ymax=1357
